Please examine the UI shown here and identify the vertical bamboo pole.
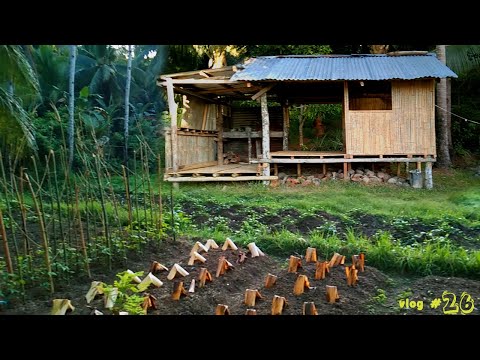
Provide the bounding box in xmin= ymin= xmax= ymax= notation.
xmin=260 ymin=93 xmax=270 ymax=182
xmin=217 ymin=104 xmax=223 ymax=166
xmin=166 ymin=77 xmax=178 ymax=173
xmin=157 ymin=155 xmax=163 ymax=236
xmin=121 ymin=165 xmax=133 ymax=229
xmin=93 ymin=154 xmax=111 ymax=270
xmin=51 ymin=150 xmax=67 ymax=267
xmin=24 ymin=173 xmax=54 ymax=293
xmin=0 ymin=207 xmax=13 ymax=274
xmin=74 ymin=183 xmax=91 ymax=278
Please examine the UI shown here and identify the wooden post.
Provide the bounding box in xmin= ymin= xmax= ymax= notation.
xmin=271 ymin=295 xmax=288 ymax=315
xmin=343 ymin=162 xmax=348 ymax=181
xmin=265 ymin=273 xmax=277 ymax=288
xmin=297 ymin=163 xmax=301 ymax=177
xmin=166 ymin=78 xmax=178 ymax=174
xmin=416 ymin=162 xmax=421 ymax=171
xmin=282 ymin=103 xmax=290 ymax=151
xmin=396 ymin=162 xmax=401 ymax=177
xmin=305 ymin=247 xmax=317 ymax=263
xmin=425 ymin=160 xmax=433 ymax=189
xmin=303 ymin=302 xmax=318 ymax=315
xmin=217 ymin=104 xmax=223 ymax=165
xmin=274 ymin=163 xmax=278 ymax=176
xmin=260 ymin=94 xmax=271 ymax=181
xmin=244 ymin=289 xmax=263 ymax=306
xmin=255 ymin=139 xmax=261 ymax=158
xmin=246 ymin=126 xmax=252 ymax=162
xmin=326 ymin=285 xmax=339 ymax=303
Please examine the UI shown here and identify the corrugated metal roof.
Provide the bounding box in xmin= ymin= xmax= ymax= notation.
xmin=231 ymin=54 xmax=458 ymax=81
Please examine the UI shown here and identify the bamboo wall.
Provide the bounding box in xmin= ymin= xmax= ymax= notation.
xmin=345 ymin=79 xmax=436 ymax=155
xmin=165 ymin=132 xmax=216 ymax=169
xmin=180 ymin=96 xmax=217 ymax=130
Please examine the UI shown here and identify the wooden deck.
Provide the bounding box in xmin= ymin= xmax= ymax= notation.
xmin=270 ymin=151 xmax=345 ymax=158
xmin=164 ymin=163 xmax=277 ymax=182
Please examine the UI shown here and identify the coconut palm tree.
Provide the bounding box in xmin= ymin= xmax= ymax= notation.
xmin=124 ymin=45 xmax=133 ymax=165
xmin=0 ymin=45 xmax=40 ymax=152
xmin=436 ymin=45 xmax=452 ymax=168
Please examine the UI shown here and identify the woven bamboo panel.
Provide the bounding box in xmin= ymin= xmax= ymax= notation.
xmin=345 ymin=79 xmax=435 ymax=155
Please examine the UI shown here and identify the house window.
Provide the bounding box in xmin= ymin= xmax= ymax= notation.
xmin=348 ymin=81 xmax=392 ymax=110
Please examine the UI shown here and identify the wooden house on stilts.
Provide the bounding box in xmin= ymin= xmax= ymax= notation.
xmin=158 ymin=53 xmax=457 ymax=187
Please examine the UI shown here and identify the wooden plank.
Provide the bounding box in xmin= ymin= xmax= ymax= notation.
xmin=252 ymin=84 xmax=276 ymax=101
xmin=169 ymin=79 xmax=240 ymax=85
xmin=260 ymin=94 xmax=270 ymax=178
xmin=251 ymin=157 xmax=436 ymax=164
xmin=173 ymin=161 xmax=217 ymax=172
xmin=160 ymin=66 xmax=234 ymax=80
xmin=166 ymin=78 xmax=179 ymax=173
xmin=166 ymin=176 xmax=278 ymax=182
xmin=270 ymin=151 xmax=345 ymax=157
xmin=201 ymin=104 xmax=208 ymax=131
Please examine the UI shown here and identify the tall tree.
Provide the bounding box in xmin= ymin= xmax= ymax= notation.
xmin=124 ymin=45 xmax=133 ymax=165
xmin=68 ymin=45 xmax=77 ymax=168
xmin=0 ymin=45 xmax=40 ymax=152
xmin=436 ymin=45 xmax=451 ymax=168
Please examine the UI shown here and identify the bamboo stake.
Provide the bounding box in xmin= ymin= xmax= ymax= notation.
xmin=172 ymin=281 xmax=188 ymax=300
xmin=215 ymin=304 xmax=230 ymax=315
xmin=345 ymin=265 xmax=358 ymax=286
xmin=245 ymin=309 xmax=257 ymax=315
xmin=216 ymin=256 xmax=234 ymax=277
xmin=188 ymin=251 xmax=207 ymax=266
xmin=157 ymin=155 xmax=163 ymax=236
xmin=288 ymin=255 xmax=302 ymax=273
xmin=138 ymin=272 xmax=163 ymax=289
xmin=150 ymin=261 xmax=168 ymax=273
xmin=12 ymin=168 xmax=31 ymax=272
xmin=104 ymin=288 xmax=118 ymax=309
xmin=326 ymin=285 xmax=339 ymax=303
xmin=305 ymin=247 xmax=317 ymax=262
xmin=167 ymin=263 xmax=189 ymax=280
xmin=51 ymin=299 xmax=75 ymax=315
xmin=139 ymin=146 xmax=148 ymax=229
xmin=244 ymin=289 xmax=263 ymax=307
xmin=142 ymin=293 xmax=157 ymax=312
xmin=205 ymin=239 xmax=219 ymax=250
xmin=85 ymin=281 xmax=105 ymax=304
xmin=126 ymin=269 xmax=142 ymax=284
xmin=271 ymin=295 xmax=288 ymax=315
xmin=0 ymin=208 xmax=13 ymax=273
xmin=315 ymin=261 xmax=329 ymax=280
xmin=25 ymin=172 xmax=54 ymax=293
xmin=133 ymin=151 xmax=140 ymax=228
xmin=328 ymin=252 xmax=345 ymax=268
xmin=93 ymin=154 xmax=111 ymax=270
xmin=188 ymin=279 xmax=195 ymax=293
xmin=222 ymin=237 xmax=238 ymax=251
xmin=264 ymin=273 xmax=277 ymax=288
xmin=74 ymin=184 xmax=91 ymax=278
xmin=247 ymin=242 xmax=264 ymax=257
xmin=121 ymin=165 xmax=133 ymax=228
xmin=352 ymin=253 xmax=365 ymax=272
xmin=303 ymin=302 xmax=318 ymax=315
xmin=51 ymin=150 xmax=68 ymax=268
xmin=293 ymin=274 xmax=312 ymax=295
xmin=190 ymin=241 xmax=208 ymax=255
xmin=198 ymin=268 xmax=213 ymax=287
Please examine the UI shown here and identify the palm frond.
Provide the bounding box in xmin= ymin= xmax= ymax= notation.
xmin=0 ymin=45 xmax=40 ymax=94
xmin=446 ymin=45 xmax=480 ymax=76
xmin=0 ymin=87 xmax=37 ymax=150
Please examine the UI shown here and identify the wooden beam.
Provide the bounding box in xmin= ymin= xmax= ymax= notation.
xmin=282 ymin=104 xmax=290 ymax=151
xmin=159 ymin=66 xmax=234 ymax=80
xmin=222 ymin=131 xmax=283 ymax=139
xmin=166 ymin=78 xmax=179 ymax=173
xmin=251 ymin=157 xmax=437 ymax=164
xmin=166 ymin=176 xmax=278 ymax=182
xmin=425 ymin=160 xmax=433 ymax=189
xmin=252 ymin=84 xmax=276 ymax=101
xmin=260 ymin=94 xmax=270 ymax=180
xmin=168 ymin=79 xmax=240 ymax=85
xmin=159 ymin=85 xmax=220 ymax=104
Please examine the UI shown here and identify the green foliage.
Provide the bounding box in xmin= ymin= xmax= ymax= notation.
xmin=102 ymin=270 xmax=146 ymax=315
xmin=372 ymin=289 xmax=387 ymax=304
xmin=245 ymin=45 xmax=332 ymax=57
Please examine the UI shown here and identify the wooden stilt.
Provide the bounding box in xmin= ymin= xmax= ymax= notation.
xmin=343 ymin=162 xmax=348 ymax=181
xmin=282 ymin=103 xmax=290 ymax=151
xmin=323 ymin=163 xmax=327 ymax=175
xmin=274 ymin=163 xmax=278 ymax=176
xmin=396 ymin=162 xmax=401 ymax=177
xmin=297 ymin=163 xmax=301 ymax=177
xmin=425 ymin=161 xmax=433 ymax=189
xmin=260 ymin=94 xmax=271 ymax=183
xmin=217 ymin=104 xmax=223 ymax=165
